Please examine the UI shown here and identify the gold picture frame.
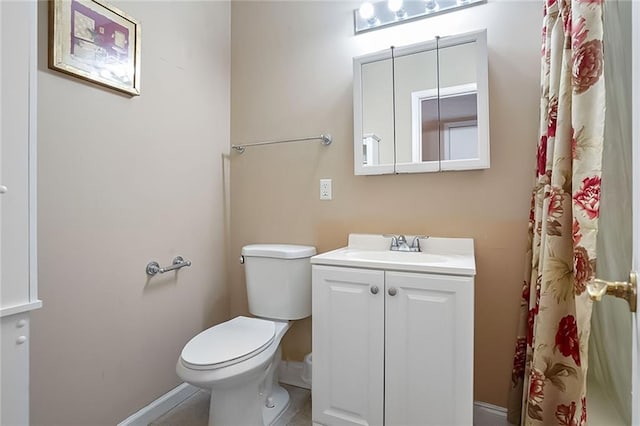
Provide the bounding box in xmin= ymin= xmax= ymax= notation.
xmin=48 ymin=0 xmax=141 ymax=96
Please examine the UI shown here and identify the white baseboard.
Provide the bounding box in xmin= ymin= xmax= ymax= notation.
xmin=117 ymin=382 xmax=200 ymax=426
xmin=473 ymin=401 xmax=509 ymax=426
xmin=118 ymin=361 xmax=309 ymax=425
xmin=278 ymin=360 xmax=311 ymax=390
xmin=314 ymin=401 xmax=506 ymax=426
xmin=117 ymin=377 xmax=507 ymax=426
xmin=281 ymin=361 xmax=508 ymax=425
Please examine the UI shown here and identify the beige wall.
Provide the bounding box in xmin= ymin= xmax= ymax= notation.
xmin=31 ymin=1 xmax=230 ymax=424
xmin=230 ymin=0 xmax=541 ymax=407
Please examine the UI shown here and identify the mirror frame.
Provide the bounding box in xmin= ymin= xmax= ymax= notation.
xmin=353 ymin=29 xmax=489 ymax=175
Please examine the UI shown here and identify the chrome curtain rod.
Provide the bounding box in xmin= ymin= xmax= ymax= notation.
xmin=232 ymin=134 xmax=332 ymax=154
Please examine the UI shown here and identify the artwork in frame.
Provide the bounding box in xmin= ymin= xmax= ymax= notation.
xmin=48 ymin=0 xmax=141 ymax=96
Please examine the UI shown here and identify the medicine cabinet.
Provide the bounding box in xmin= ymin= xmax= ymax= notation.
xmin=353 ymin=29 xmax=489 ymax=175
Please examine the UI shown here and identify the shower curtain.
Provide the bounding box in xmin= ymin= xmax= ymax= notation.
xmin=507 ymin=0 xmax=605 ymax=424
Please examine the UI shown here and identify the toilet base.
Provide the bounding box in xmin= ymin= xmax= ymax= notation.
xmin=262 ymin=384 xmax=290 ymax=426
xmin=207 ymin=381 xmax=290 ymax=426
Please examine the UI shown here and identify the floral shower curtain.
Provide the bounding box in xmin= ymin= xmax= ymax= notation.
xmin=507 ymin=0 xmax=605 ymax=424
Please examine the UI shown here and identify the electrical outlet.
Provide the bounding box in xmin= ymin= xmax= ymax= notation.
xmin=320 ymin=179 xmax=332 ymax=200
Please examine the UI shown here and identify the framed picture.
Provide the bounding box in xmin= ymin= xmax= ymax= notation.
xmin=48 ymin=0 xmax=141 ymax=96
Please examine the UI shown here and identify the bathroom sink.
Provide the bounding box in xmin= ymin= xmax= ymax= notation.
xmin=311 ymin=234 xmax=475 ymax=276
xmin=343 ymin=249 xmax=450 ymax=264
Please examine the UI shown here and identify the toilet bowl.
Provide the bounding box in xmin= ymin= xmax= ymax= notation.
xmin=176 ymin=316 xmax=291 ymax=426
xmin=176 ymin=244 xmax=315 ymax=426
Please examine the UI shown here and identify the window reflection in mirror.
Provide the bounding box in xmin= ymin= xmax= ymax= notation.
xmin=439 ymin=92 xmax=478 ymax=161
xmin=413 ymin=85 xmax=478 ymax=163
xmin=436 ymin=41 xmax=479 ymax=165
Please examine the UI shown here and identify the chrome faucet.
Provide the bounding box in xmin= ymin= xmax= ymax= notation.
xmin=386 ymin=235 xmax=426 ymax=252
xmin=395 ymin=235 xmax=411 ymax=251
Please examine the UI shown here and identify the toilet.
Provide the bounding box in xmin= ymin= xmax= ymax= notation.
xmin=176 ymin=244 xmax=316 ymax=426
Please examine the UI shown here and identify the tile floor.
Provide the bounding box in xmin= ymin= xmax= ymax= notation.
xmin=149 ymin=384 xmax=311 ymax=426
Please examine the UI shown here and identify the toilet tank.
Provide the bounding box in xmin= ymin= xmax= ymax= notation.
xmin=241 ymin=244 xmax=316 ymax=320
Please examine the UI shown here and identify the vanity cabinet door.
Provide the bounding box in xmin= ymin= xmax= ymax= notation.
xmin=384 ymin=271 xmax=474 ymax=426
xmin=312 ymin=265 xmax=384 ymax=426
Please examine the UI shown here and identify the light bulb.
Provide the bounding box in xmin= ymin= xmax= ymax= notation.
xmin=425 ymin=0 xmax=439 ymax=11
xmin=388 ymin=0 xmax=407 ymax=19
xmin=388 ymin=0 xmax=403 ymax=13
xmin=358 ymin=2 xmax=375 ymax=20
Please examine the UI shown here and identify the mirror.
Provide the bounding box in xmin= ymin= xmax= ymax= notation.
xmin=394 ymin=47 xmax=439 ymax=172
xmin=361 ymin=57 xmax=395 ymax=171
xmin=353 ymin=30 xmax=489 ymax=175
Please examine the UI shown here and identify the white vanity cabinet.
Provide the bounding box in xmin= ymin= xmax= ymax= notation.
xmin=311 ymin=234 xmax=475 ymax=426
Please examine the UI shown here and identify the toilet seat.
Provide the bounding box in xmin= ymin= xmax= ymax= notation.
xmin=180 ymin=316 xmax=276 ymax=371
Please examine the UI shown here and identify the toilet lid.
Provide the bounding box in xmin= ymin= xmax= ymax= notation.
xmin=180 ymin=316 xmax=275 ymax=369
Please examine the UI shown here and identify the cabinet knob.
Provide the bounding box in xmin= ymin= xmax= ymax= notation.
xmin=388 ymin=287 xmax=397 ymax=296
xmin=0 ymin=185 xmax=7 ymax=194
xmin=371 ymin=285 xmax=379 ymax=295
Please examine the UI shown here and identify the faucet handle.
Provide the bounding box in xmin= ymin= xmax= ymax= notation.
xmin=383 ymin=234 xmax=400 ymax=249
xmin=410 ymin=235 xmax=428 ymax=251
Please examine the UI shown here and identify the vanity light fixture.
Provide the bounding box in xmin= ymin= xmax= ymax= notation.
xmin=354 ymin=0 xmax=486 ymax=34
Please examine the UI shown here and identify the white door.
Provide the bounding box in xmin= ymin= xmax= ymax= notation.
xmin=0 ymin=1 xmax=39 ymax=425
xmin=384 ymin=271 xmax=473 ymax=426
xmin=0 ymin=0 xmax=32 ymax=309
xmin=0 ymin=0 xmax=38 ymax=314
xmin=632 ymin=2 xmax=639 ymax=422
xmin=312 ymin=265 xmax=384 ymax=426
xmin=590 ymin=2 xmax=640 ymax=424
